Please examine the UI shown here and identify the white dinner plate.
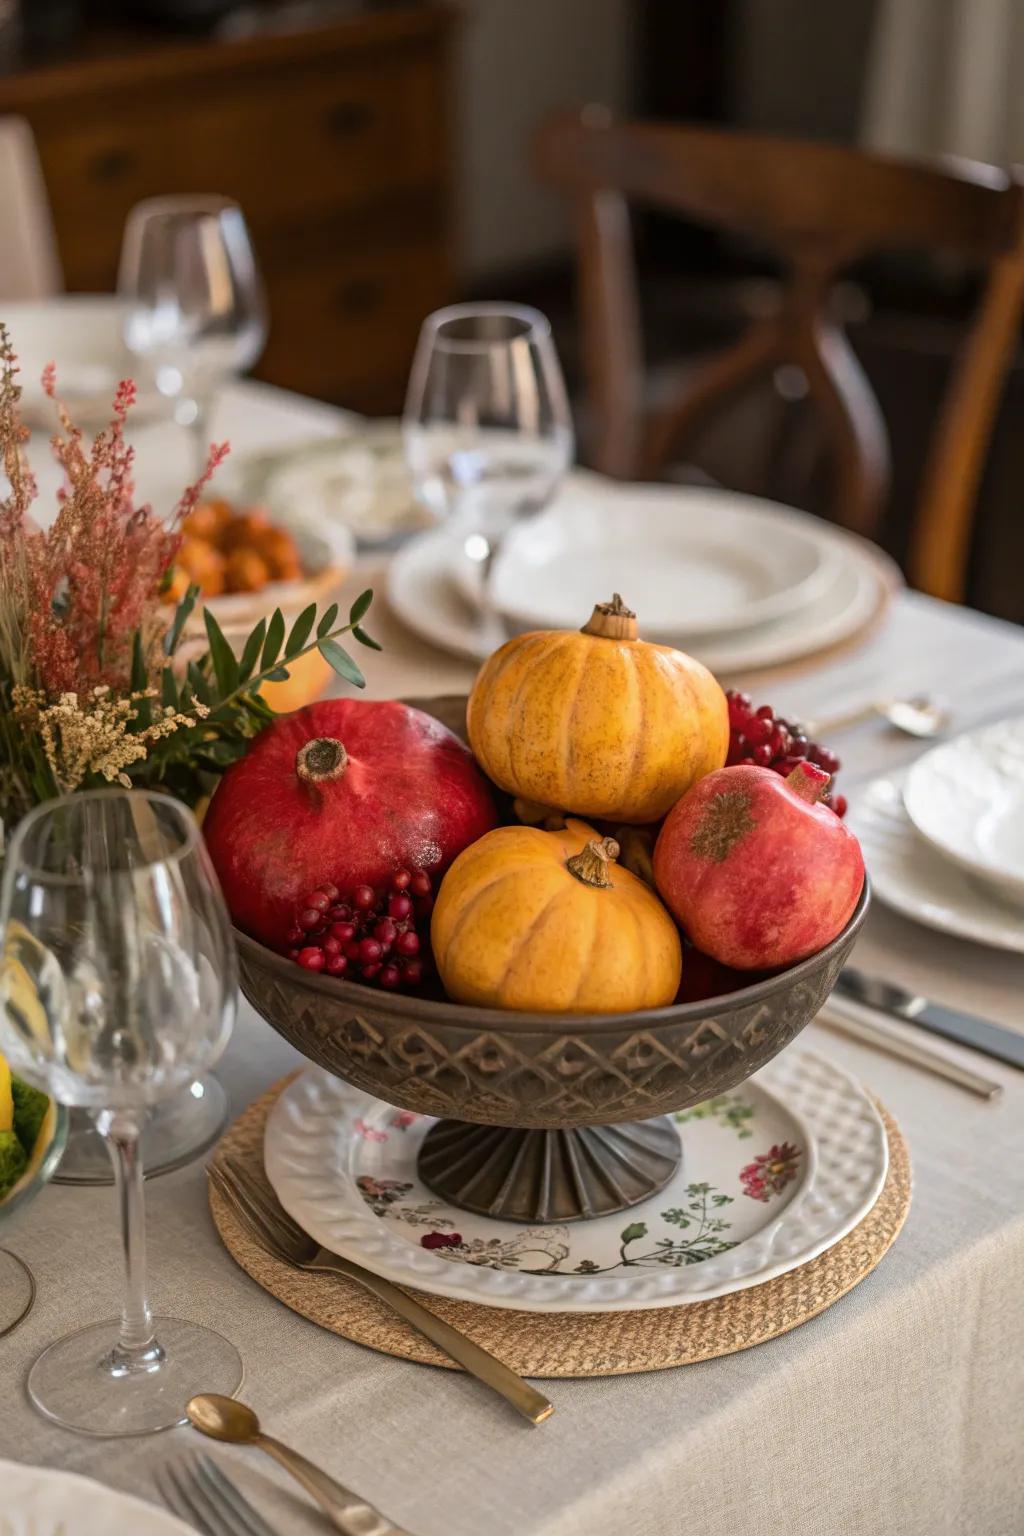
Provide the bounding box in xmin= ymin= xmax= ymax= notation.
xmin=0 ymin=1459 xmax=192 ymax=1536
xmin=264 ymin=1051 xmax=887 ymax=1315
xmin=2 ymin=296 xmax=165 ymax=430
xmin=477 ymin=481 xmax=839 ymax=639
xmin=232 ymin=423 xmax=434 ymax=550
xmin=387 ymin=494 xmax=898 ymax=675
xmin=902 ymin=717 xmax=1024 ymax=907
xmin=848 ymin=771 xmax=1024 ymax=954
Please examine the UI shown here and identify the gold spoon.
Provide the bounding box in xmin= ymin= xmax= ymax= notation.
xmin=186 ymin=1394 xmax=413 ymax=1535
xmin=807 ymin=694 xmax=951 ymax=740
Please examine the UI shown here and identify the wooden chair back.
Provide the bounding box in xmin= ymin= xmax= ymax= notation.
xmin=535 ymin=113 xmax=1024 ymax=602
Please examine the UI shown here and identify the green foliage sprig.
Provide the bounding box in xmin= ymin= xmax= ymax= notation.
xmin=125 ymin=587 xmax=380 ymax=807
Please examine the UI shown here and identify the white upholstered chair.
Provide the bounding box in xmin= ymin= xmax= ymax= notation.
xmin=0 ymin=116 xmax=62 ymax=299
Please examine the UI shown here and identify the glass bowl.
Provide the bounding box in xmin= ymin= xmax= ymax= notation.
xmin=1 ymin=1098 xmax=69 ymax=1336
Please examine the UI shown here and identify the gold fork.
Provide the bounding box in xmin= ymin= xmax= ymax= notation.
xmin=208 ymin=1156 xmax=554 ymax=1426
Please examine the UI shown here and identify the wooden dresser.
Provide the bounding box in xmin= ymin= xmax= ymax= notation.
xmin=0 ymin=4 xmax=455 ymax=410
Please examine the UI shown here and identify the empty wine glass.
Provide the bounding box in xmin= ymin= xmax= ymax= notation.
xmin=119 ymin=194 xmax=267 ymax=477
xmin=403 ymin=303 xmax=573 ymax=626
xmin=0 ymin=788 xmax=241 ymax=1436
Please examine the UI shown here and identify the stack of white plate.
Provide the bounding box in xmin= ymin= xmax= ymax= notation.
xmin=388 ymin=475 xmax=900 ymax=672
xmin=848 ymin=718 xmax=1024 ymax=954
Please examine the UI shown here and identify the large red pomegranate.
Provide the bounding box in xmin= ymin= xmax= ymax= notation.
xmin=203 ymin=699 xmax=497 ymax=947
xmin=652 ymin=760 xmax=864 ymax=970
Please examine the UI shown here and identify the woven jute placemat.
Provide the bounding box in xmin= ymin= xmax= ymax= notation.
xmin=209 ymin=1075 xmax=911 ymax=1378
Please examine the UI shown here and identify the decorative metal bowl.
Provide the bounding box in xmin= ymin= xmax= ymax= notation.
xmin=235 ymin=696 xmax=869 ymax=1223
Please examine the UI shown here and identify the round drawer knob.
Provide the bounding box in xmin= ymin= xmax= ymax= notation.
xmin=326 ymin=102 xmax=373 ymax=139
xmin=89 ymin=148 xmax=134 ymax=182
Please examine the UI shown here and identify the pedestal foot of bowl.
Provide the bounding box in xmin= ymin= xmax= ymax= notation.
xmin=417 ymin=1116 xmax=682 ymax=1223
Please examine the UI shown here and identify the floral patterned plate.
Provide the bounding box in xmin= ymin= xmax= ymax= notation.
xmin=263 ymin=1052 xmax=887 ymax=1313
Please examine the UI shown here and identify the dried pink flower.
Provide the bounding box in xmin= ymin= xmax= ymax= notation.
xmin=0 ymin=329 xmax=229 ymax=696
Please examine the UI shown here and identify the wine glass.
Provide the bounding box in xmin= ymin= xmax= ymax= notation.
xmin=119 ymin=194 xmax=267 ymax=477
xmin=0 ymin=788 xmax=241 ymax=1436
xmin=403 ymin=303 xmax=573 ymax=631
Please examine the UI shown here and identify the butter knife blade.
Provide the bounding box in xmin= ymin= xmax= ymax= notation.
xmin=837 ymin=968 xmax=1024 ymax=1071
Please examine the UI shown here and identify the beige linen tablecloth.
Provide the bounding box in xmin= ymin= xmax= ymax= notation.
xmin=2 ymin=390 xmax=1023 ymax=1535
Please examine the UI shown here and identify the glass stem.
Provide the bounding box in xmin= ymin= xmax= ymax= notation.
xmin=99 ymin=1112 xmax=161 ymax=1367
xmin=190 ymin=406 xmax=212 ymax=482
xmin=173 ymin=393 xmax=214 ymax=480
xmin=469 ymin=532 xmax=505 ymax=637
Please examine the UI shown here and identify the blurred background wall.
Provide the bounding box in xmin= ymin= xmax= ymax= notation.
xmin=1 ymin=0 xmax=1022 ymax=623
xmin=456 ymin=0 xmax=635 ymax=277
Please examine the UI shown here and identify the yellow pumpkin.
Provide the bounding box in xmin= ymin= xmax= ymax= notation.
xmin=467 ymin=594 xmax=729 ymax=824
xmin=432 ymin=818 xmax=682 ymax=1013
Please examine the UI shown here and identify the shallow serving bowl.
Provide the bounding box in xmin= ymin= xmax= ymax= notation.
xmin=238 ymin=887 xmax=867 ymax=1129
xmin=236 ymin=692 xmax=869 ymax=1221
xmin=237 ymin=885 xmax=868 ymax=1221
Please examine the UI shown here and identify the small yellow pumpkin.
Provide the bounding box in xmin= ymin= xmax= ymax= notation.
xmin=466 ymin=594 xmax=728 ymax=824
xmin=431 ymin=818 xmax=682 ymax=1013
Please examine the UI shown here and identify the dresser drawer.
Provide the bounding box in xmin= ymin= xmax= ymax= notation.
xmin=36 ymin=43 xmax=445 ymax=272
xmin=257 ymin=238 xmax=451 ymax=407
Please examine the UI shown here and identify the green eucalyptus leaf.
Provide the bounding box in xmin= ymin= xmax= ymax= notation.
xmin=352 ymin=624 xmax=382 ymax=651
xmin=187 ymin=661 xmax=213 ymax=705
xmin=285 ymin=602 xmax=317 ymax=659
xmin=262 ymin=609 xmax=285 ymax=670
xmin=316 ymin=603 xmax=339 ymax=639
xmin=203 ymin=607 xmax=240 ymax=696
xmin=318 ymin=638 xmax=365 ymax=688
xmin=164 ymin=583 xmax=200 ymax=656
xmin=130 ymin=631 xmax=148 ymax=693
xmin=237 ymin=618 xmax=267 ymax=682
xmin=348 ymin=588 xmax=373 ymax=626
xmin=265 ymin=666 xmax=290 ymax=682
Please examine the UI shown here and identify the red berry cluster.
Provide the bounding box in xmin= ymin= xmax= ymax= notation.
xmin=725 ymin=690 xmax=847 ymax=818
xmin=284 ymin=867 xmax=434 ymax=990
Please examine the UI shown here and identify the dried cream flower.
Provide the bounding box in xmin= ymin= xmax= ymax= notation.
xmin=13 ymin=685 xmax=208 ymax=794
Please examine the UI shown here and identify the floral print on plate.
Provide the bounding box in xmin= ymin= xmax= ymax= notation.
xmin=345 ymin=1085 xmax=805 ymax=1278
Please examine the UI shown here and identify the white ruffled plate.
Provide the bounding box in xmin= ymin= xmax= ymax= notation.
xmin=233 ymin=423 xmax=434 ymax=550
xmin=263 ymin=1052 xmax=887 ymax=1314
xmin=0 ymin=1460 xmax=192 ymax=1536
xmin=903 ymin=717 xmax=1024 ymax=907
xmin=848 ymin=770 xmax=1024 ymax=953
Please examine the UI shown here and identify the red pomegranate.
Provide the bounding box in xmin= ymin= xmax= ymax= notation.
xmin=652 ymin=760 xmax=864 ymax=970
xmin=676 ymin=943 xmax=759 ymax=1004
xmin=203 ymin=699 xmax=497 ymax=947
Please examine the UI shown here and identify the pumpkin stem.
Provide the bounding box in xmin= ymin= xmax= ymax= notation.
xmin=581 ymin=594 xmax=638 ymax=642
xmin=296 ymin=736 xmax=348 ymax=784
xmin=566 ymin=836 xmax=621 ymax=888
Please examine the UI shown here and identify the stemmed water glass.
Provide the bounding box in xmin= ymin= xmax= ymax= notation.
xmin=0 ymin=788 xmax=241 ymax=1436
xmin=403 ymin=303 xmax=573 ymax=634
xmin=119 ymin=194 xmax=267 ymax=477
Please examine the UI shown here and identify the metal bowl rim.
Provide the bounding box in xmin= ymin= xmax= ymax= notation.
xmin=236 ymin=876 xmax=869 ymax=1036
